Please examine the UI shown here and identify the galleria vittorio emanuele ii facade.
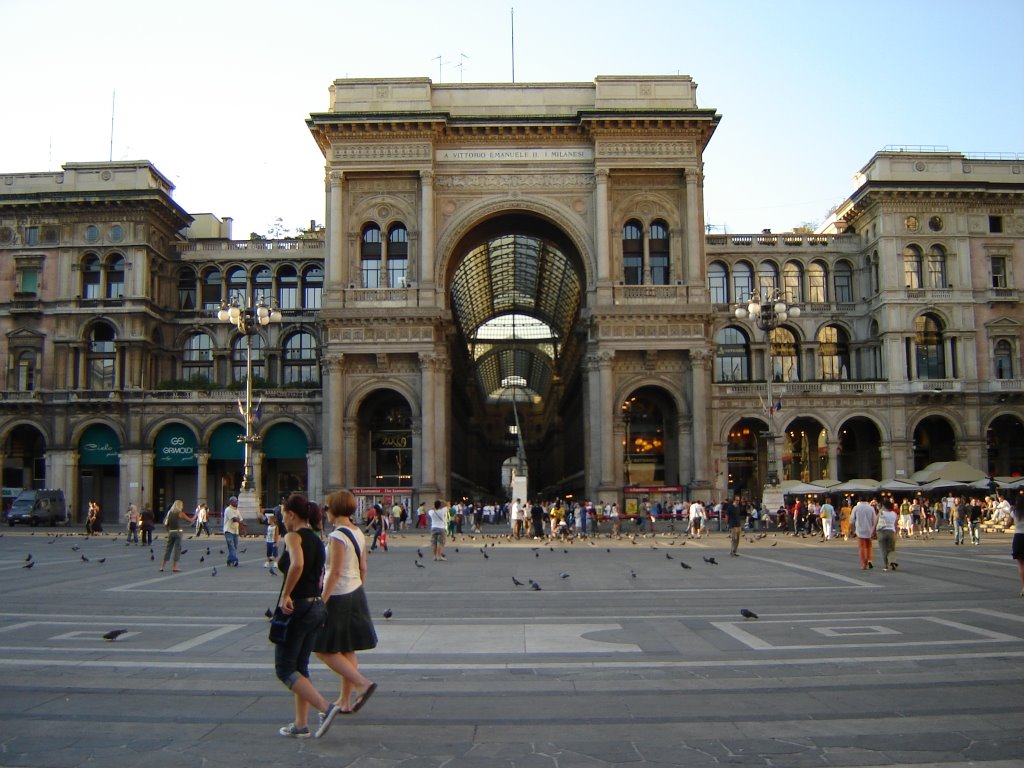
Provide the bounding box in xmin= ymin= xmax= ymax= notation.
xmin=2 ymin=75 xmax=1022 ymax=523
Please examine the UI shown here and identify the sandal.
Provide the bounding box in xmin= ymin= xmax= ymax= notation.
xmin=351 ymin=682 xmax=377 ymax=713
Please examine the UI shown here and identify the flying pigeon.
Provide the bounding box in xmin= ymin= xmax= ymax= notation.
xmin=102 ymin=629 xmax=128 ymax=641
xmin=382 ymin=609 xmax=393 ymax=620
xmin=740 ymin=608 xmax=759 ymax=620
xmin=512 ymin=576 xmax=524 ymax=586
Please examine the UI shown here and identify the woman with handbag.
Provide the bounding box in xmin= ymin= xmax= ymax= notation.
xmin=315 ymin=490 xmax=378 ymax=715
xmin=273 ymin=494 xmax=338 ymax=739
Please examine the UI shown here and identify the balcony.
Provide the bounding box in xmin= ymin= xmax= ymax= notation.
xmin=987 ymin=287 xmax=1019 ymax=303
xmin=705 ymin=233 xmax=859 ymax=250
xmin=612 ymin=283 xmax=702 ymax=305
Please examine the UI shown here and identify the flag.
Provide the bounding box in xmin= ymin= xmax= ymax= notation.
xmin=774 ymin=399 xmax=782 ymax=413
xmin=251 ymin=397 xmax=263 ymax=423
xmin=237 ymin=400 xmax=245 ymax=418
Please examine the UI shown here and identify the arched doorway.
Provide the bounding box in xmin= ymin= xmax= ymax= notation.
xmin=356 ymin=391 xmax=413 ymax=489
xmin=262 ymin=422 xmax=310 ymax=501
xmin=726 ymin=418 xmax=769 ymax=498
xmin=913 ymin=416 xmax=957 ymax=470
xmin=153 ymin=423 xmax=198 ymax=518
xmin=836 ymin=417 xmax=883 ymax=480
xmin=78 ymin=423 xmax=121 ymax=523
xmin=987 ymin=414 xmax=1024 ymax=477
xmin=446 ymin=214 xmax=586 ymax=500
xmin=2 ymin=425 xmax=48 ymax=515
xmin=781 ymin=417 xmax=829 ymax=482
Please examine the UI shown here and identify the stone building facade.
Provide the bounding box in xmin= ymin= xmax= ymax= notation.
xmin=1 ymin=75 xmax=1022 ymax=523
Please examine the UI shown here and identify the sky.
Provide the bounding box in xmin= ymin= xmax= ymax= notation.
xmin=2 ymin=0 xmax=1022 ymax=238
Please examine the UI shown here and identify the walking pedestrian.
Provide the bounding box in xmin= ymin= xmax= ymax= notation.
xmin=1011 ymin=495 xmax=1024 ymax=597
xmin=126 ymin=503 xmax=140 ymax=544
xmin=876 ymin=499 xmax=899 ymax=571
xmin=140 ymin=504 xmax=154 ymax=546
xmin=314 ymin=490 xmax=378 ymax=716
xmin=223 ymin=496 xmax=242 ymax=566
xmin=851 ymin=496 xmax=878 ymax=570
xmin=194 ymin=502 xmax=211 ymax=537
xmin=429 ymin=500 xmax=449 ymax=561
xmin=273 ymin=494 xmax=337 ymax=739
xmin=159 ymin=500 xmax=194 ymax=572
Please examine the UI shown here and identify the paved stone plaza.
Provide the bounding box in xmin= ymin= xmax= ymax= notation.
xmin=0 ymin=524 xmax=1022 ymax=768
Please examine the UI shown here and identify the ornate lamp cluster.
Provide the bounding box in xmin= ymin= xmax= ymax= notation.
xmin=216 ymin=294 xmax=282 ymax=493
xmin=733 ymin=289 xmax=800 ymax=487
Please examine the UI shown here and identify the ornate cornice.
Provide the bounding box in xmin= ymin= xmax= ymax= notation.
xmin=434 ymin=173 xmax=594 ymax=191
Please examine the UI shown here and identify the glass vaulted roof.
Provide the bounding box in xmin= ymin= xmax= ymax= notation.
xmin=451 ymin=234 xmax=581 ymax=403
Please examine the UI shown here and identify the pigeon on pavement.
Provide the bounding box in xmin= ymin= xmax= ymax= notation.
xmin=102 ymin=629 xmax=128 ymax=641
xmin=512 ymin=576 xmax=524 ymax=586
xmin=740 ymin=608 xmax=759 ymax=620
xmin=703 ymin=556 xmax=718 ymax=565
xmin=680 ymin=561 xmax=692 ymax=569
xmin=382 ymin=609 xmax=393 ymax=620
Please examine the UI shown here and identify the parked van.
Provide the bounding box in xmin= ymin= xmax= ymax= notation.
xmin=6 ymin=490 xmax=68 ymax=527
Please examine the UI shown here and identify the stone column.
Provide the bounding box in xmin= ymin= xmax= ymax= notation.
xmin=684 ymin=168 xmax=703 ymax=286
xmin=342 ymin=417 xmax=359 ymax=488
xmin=253 ymin=449 xmax=265 ymax=508
xmin=322 ymin=354 xmax=345 ymax=491
xmin=306 ymin=450 xmax=323 ymax=500
xmin=195 ymin=451 xmax=209 ymax=504
xmin=826 ymin=433 xmax=839 ymax=481
xmin=689 ymin=350 xmax=711 ymax=491
xmin=642 ymin=228 xmax=652 ymax=284
xmin=419 ymin=170 xmax=434 ymax=288
xmin=328 ymin=171 xmax=345 ymax=292
xmin=594 ymin=169 xmax=610 ymax=282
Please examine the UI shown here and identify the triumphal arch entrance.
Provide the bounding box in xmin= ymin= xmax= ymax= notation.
xmin=307 ymin=75 xmax=720 ymax=507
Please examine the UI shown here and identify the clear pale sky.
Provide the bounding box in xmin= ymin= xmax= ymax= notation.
xmin=2 ymin=0 xmax=1021 ymax=238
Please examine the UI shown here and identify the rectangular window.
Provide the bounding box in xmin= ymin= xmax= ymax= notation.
xmin=17 ymin=268 xmax=39 ymax=294
xmin=25 ymin=227 xmax=39 ymax=245
xmin=623 ymin=254 xmax=642 ymax=286
xmin=834 ymin=271 xmax=853 ymax=304
xmin=989 ymin=215 xmax=1003 ymax=234
xmin=278 ymin=285 xmax=298 ymax=309
xmin=304 ymin=284 xmax=322 ymax=310
xmin=362 ymin=257 xmax=380 ymax=289
xmin=991 ymin=256 xmax=1007 ymax=288
xmin=388 ymin=257 xmax=408 ymax=288
xmin=650 ymin=254 xmax=669 ymax=286
xmin=709 ymin=272 xmax=728 ymax=303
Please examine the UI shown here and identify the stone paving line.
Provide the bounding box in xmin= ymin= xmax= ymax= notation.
xmin=0 ymin=524 xmax=1021 ymax=768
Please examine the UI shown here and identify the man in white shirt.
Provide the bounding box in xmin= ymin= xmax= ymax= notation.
xmin=850 ymin=496 xmax=878 ymax=571
xmin=510 ymin=498 xmax=524 ymax=539
xmin=688 ymin=500 xmax=706 ymax=539
xmin=222 ymin=496 xmax=241 ymax=567
xmin=819 ymin=499 xmax=835 ymax=540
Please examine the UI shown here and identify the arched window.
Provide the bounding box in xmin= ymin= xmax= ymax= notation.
xmin=87 ymin=323 xmax=116 ymax=390
xmin=769 ymin=326 xmax=799 ymax=382
xmin=226 ymin=266 xmax=247 ymax=305
xmin=178 ymin=267 xmax=197 ymax=310
xmin=757 ymin=261 xmax=779 ymax=297
xmin=783 ymin=261 xmax=803 ymax=303
xmin=863 ymin=319 xmax=883 ymax=380
xmin=807 ymin=261 xmax=827 ymax=303
xmin=649 ymin=220 xmax=669 ymax=285
xmin=388 ymin=224 xmax=409 ymax=287
xmin=834 ymin=260 xmax=853 ymax=304
xmin=253 ymin=265 xmax=273 ymax=306
xmin=106 ymin=254 xmax=125 ymax=299
xmin=714 ymin=327 xmax=750 ymax=382
xmin=927 ymin=245 xmax=947 ymax=288
xmin=903 ymin=245 xmax=923 ymax=289
xmin=201 ymin=268 xmax=222 ymax=309
xmin=277 ymin=265 xmax=298 ymax=309
xmin=283 ymin=332 xmax=319 ymax=386
xmin=870 ymin=252 xmax=880 ymax=295
xmin=708 ymin=261 xmax=729 ymax=304
xmin=82 ymin=254 xmax=101 ymax=299
xmin=817 ymin=325 xmax=850 ymax=381
xmin=994 ymin=339 xmax=1013 ymax=379
xmin=914 ymin=314 xmax=946 ymax=379
xmin=232 ymin=334 xmax=265 ymax=384
xmin=16 ymin=351 xmax=36 ymax=391
xmin=302 ymin=265 xmax=323 ymax=309
xmin=622 ymin=220 xmax=643 ymax=285
xmin=361 ymin=224 xmax=382 ymax=288
xmin=732 ymin=262 xmax=754 ymax=302
xmin=183 ymin=333 xmax=214 ymax=383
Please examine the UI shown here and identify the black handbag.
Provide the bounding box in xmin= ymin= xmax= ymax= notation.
xmin=268 ymin=607 xmax=291 ymax=644
xmin=268 ymin=578 xmax=290 ymax=645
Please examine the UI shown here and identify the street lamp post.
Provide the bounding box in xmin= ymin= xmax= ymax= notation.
xmin=217 ymin=293 xmax=282 ymax=508
xmin=734 ymin=289 xmax=800 ymax=487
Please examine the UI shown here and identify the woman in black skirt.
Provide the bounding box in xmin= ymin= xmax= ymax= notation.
xmin=315 ymin=490 xmax=378 ymax=714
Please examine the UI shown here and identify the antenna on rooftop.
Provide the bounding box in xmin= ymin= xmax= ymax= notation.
xmin=457 ymin=52 xmax=469 ymax=82
xmin=109 ymin=90 xmax=116 ymax=162
xmin=432 ymin=55 xmax=445 ymax=82
xmin=510 ymin=8 xmax=516 ymax=83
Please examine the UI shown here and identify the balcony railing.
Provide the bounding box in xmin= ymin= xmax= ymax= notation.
xmin=177 ymin=239 xmax=324 ymax=253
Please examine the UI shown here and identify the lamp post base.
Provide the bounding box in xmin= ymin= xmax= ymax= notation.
xmin=236 ymin=489 xmax=260 ymax=529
